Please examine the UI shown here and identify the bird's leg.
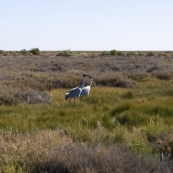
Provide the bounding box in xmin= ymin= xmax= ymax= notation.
xmin=74 ymin=98 xmax=76 ymax=107
xmin=69 ymin=98 xmax=75 ymax=108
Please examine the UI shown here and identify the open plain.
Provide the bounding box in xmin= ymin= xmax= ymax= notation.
xmin=0 ymin=50 xmax=173 ymax=172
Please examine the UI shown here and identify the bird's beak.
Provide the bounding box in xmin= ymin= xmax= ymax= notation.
xmin=89 ymin=75 xmax=94 ymax=79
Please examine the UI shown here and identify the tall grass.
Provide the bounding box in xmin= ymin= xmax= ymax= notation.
xmin=0 ymin=79 xmax=173 ymax=171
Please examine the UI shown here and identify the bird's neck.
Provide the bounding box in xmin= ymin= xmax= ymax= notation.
xmin=90 ymin=79 xmax=92 ymax=86
xmin=80 ymin=76 xmax=85 ymax=88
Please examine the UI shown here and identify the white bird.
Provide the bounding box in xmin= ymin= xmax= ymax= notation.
xmin=65 ymin=74 xmax=88 ymax=108
xmin=80 ymin=76 xmax=93 ymax=101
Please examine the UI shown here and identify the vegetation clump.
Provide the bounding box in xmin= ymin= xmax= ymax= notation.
xmin=146 ymin=51 xmax=155 ymax=56
xmin=56 ymin=49 xmax=75 ymax=57
xmin=20 ymin=49 xmax=28 ymax=55
xmin=29 ymin=48 xmax=41 ymax=55
xmin=110 ymin=49 xmax=118 ymax=56
xmin=0 ymin=86 xmax=51 ymax=106
xmin=127 ymin=51 xmax=138 ymax=56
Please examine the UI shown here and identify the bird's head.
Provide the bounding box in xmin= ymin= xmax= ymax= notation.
xmin=83 ymin=74 xmax=88 ymax=77
xmin=88 ymin=75 xmax=94 ymax=79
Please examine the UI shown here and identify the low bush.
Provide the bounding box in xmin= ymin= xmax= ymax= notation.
xmin=29 ymin=48 xmax=41 ymax=55
xmin=16 ymin=89 xmax=51 ymax=104
xmin=0 ymin=130 xmax=170 ymax=173
xmin=20 ymin=49 xmax=28 ymax=55
xmin=96 ymin=74 xmax=135 ymax=88
xmin=0 ymin=86 xmax=18 ymax=106
xmin=0 ymin=86 xmax=51 ymax=106
xmin=153 ymin=72 xmax=172 ymax=80
xmin=110 ymin=49 xmax=117 ymax=56
xmin=127 ymin=51 xmax=137 ymax=57
xmin=56 ymin=50 xmax=75 ymax=57
xmin=146 ymin=51 xmax=155 ymax=56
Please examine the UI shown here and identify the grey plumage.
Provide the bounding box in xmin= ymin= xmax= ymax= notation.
xmin=65 ymin=74 xmax=87 ymax=108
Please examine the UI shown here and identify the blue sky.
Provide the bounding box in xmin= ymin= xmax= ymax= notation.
xmin=0 ymin=0 xmax=173 ymax=51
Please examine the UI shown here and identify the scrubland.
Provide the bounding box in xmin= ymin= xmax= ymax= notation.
xmin=0 ymin=50 xmax=173 ymax=172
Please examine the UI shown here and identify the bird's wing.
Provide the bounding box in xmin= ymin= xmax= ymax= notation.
xmin=67 ymin=86 xmax=79 ymax=93
xmin=68 ymin=87 xmax=81 ymax=98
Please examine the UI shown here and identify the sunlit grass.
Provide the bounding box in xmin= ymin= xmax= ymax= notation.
xmin=0 ymin=79 xmax=173 ymax=172
xmin=1 ymin=79 xmax=173 ymax=156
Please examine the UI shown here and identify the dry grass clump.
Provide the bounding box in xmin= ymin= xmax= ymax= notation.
xmin=16 ymin=88 xmax=51 ymax=104
xmin=152 ymin=72 xmax=173 ymax=80
xmin=0 ymin=86 xmax=18 ymax=106
xmin=0 ymin=129 xmax=171 ymax=173
xmin=0 ymin=86 xmax=51 ymax=105
xmin=156 ymin=133 xmax=173 ymax=161
xmin=96 ymin=73 xmax=135 ymax=88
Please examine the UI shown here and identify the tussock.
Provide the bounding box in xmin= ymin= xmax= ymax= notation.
xmin=0 ymin=86 xmax=51 ymax=105
xmin=0 ymin=129 xmax=171 ymax=173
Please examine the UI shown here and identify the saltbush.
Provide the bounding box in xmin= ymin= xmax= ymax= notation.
xmin=110 ymin=49 xmax=117 ymax=56
xmin=29 ymin=48 xmax=41 ymax=55
xmin=20 ymin=49 xmax=28 ymax=55
xmin=56 ymin=50 xmax=75 ymax=57
xmin=146 ymin=51 xmax=155 ymax=56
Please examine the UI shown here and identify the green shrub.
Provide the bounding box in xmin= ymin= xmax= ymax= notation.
xmin=29 ymin=48 xmax=41 ymax=55
xmin=127 ymin=51 xmax=137 ymax=57
xmin=20 ymin=49 xmax=28 ymax=55
xmin=110 ymin=49 xmax=117 ymax=56
xmin=56 ymin=50 xmax=75 ymax=57
xmin=146 ymin=51 xmax=155 ymax=56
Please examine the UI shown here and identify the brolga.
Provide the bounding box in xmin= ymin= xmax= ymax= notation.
xmin=65 ymin=74 xmax=88 ymax=108
xmin=80 ymin=75 xmax=94 ymax=101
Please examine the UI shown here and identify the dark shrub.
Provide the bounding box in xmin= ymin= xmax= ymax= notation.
xmin=146 ymin=51 xmax=155 ymax=56
xmin=29 ymin=48 xmax=41 ymax=55
xmin=110 ymin=49 xmax=117 ymax=56
xmin=20 ymin=49 xmax=28 ymax=55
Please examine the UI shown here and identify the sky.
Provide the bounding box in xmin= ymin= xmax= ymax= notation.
xmin=0 ymin=0 xmax=173 ymax=51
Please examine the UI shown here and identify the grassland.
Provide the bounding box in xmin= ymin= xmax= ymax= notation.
xmin=0 ymin=50 xmax=173 ymax=172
